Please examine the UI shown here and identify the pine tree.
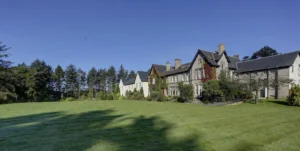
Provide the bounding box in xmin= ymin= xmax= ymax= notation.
xmin=26 ymin=59 xmax=52 ymax=102
xmin=0 ymin=42 xmax=16 ymax=103
xmin=87 ymin=67 xmax=97 ymax=98
xmin=127 ymin=70 xmax=136 ymax=79
xmin=65 ymin=64 xmax=78 ymax=98
xmin=53 ymin=65 xmax=65 ymax=98
xmin=107 ymin=66 xmax=117 ymax=93
xmin=117 ymin=65 xmax=128 ymax=82
xmin=77 ymin=68 xmax=86 ymax=98
xmin=97 ymin=68 xmax=107 ymax=92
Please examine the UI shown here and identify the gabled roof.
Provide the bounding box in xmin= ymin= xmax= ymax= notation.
xmin=152 ymin=64 xmax=167 ymax=74
xmin=236 ymin=51 xmax=300 ymax=73
xmin=162 ymin=62 xmax=191 ymax=76
xmin=228 ymin=56 xmax=241 ymax=70
xmin=137 ymin=71 xmax=149 ymax=82
xmin=124 ymin=78 xmax=135 ymax=85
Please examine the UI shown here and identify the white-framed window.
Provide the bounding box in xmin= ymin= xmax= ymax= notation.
xmin=198 ymin=69 xmax=202 ymax=79
xmin=175 ymin=76 xmax=178 ymax=82
xmin=152 ymin=78 xmax=155 ymax=84
xmin=182 ymin=74 xmax=185 ymax=81
xmin=195 ymin=85 xmax=198 ymax=95
xmin=194 ymin=70 xmax=197 ymax=80
xmin=172 ymin=76 xmax=175 ymax=83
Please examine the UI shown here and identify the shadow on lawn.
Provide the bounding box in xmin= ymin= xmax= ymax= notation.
xmin=267 ymin=100 xmax=289 ymax=106
xmin=0 ymin=109 xmax=202 ymax=151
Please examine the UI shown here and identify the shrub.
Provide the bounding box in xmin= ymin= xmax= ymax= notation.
xmin=202 ymin=80 xmax=224 ymax=103
xmin=150 ymin=91 xmax=161 ymax=101
xmin=287 ymin=85 xmax=300 ymax=106
xmin=106 ymin=93 xmax=114 ymax=100
xmin=65 ymin=97 xmax=75 ymax=102
xmin=178 ymin=82 xmax=193 ymax=102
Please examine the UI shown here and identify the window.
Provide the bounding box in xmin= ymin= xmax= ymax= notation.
xmin=198 ymin=58 xmax=202 ymax=64
xmin=172 ymin=76 xmax=175 ymax=83
xmin=198 ymin=69 xmax=202 ymax=79
xmin=152 ymin=78 xmax=155 ymax=84
xmin=175 ymin=76 xmax=178 ymax=82
xmin=186 ymin=73 xmax=189 ymax=81
xmin=203 ymin=69 xmax=205 ymax=78
xmin=182 ymin=74 xmax=185 ymax=81
xmin=194 ymin=70 xmax=197 ymax=80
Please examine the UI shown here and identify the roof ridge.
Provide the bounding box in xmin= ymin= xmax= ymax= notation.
xmin=238 ymin=50 xmax=300 ymax=64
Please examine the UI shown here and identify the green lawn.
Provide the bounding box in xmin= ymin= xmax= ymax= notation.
xmin=0 ymin=100 xmax=299 ymax=151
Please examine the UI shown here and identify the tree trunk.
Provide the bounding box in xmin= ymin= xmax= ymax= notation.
xmin=255 ymin=90 xmax=258 ymax=104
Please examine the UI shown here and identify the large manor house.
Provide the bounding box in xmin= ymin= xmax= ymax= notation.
xmin=119 ymin=43 xmax=300 ymax=99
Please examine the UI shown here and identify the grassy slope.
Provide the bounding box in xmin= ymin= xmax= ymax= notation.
xmin=0 ymin=100 xmax=299 ymax=151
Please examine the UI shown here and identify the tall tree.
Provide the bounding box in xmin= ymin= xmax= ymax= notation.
xmin=127 ymin=70 xmax=136 ymax=79
xmin=77 ymin=68 xmax=86 ymax=98
xmin=26 ymin=59 xmax=52 ymax=102
xmin=53 ymin=65 xmax=65 ymax=98
xmin=13 ymin=63 xmax=29 ymax=102
xmin=0 ymin=42 xmax=16 ymax=102
xmin=65 ymin=64 xmax=78 ymax=98
xmin=97 ymin=68 xmax=107 ymax=92
xmin=251 ymin=46 xmax=278 ymax=59
xmin=117 ymin=65 xmax=128 ymax=82
xmin=87 ymin=67 xmax=97 ymax=98
xmin=107 ymin=66 xmax=117 ymax=93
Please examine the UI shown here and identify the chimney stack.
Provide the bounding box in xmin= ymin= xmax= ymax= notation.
xmin=218 ymin=43 xmax=225 ymax=54
xmin=166 ymin=61 xmax=170 ymax=71
xmin=233 ymin=54 xmax=239 ymax=59
xmin=175 ymin=59 xmax=181 ymax=69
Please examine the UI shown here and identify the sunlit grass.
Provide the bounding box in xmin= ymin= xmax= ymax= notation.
xmin=0 ymin=100 xmax=299 ymax=151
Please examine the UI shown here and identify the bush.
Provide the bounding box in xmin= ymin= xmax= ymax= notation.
xmin=287 ymin=85 xmax=300 ymax=106
xmin=65 ymin=97 xmax=75 ymax=102
xmin=106 ymin=93 xmax=114 ymax=100
xmin=178 ymin=82 xmax=193 ymax=102
xmin=150 ymin=91 xmax=161 ymax=101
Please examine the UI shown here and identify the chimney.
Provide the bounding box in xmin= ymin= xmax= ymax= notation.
xmin=175 ymin=59 xmax=181 ymax=69
xmin=166 ymin=61 xmax=170 ymax=71
xmin=218 ymin=43 xmax=225 ymax=54
xmin=233 ymin=54 xmax=239 ymax=59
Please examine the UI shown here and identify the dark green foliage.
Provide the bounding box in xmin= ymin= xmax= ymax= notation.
xmin=117 ymin=65 xmax=128 ymax=82
xmin=114 ymin=84 xmax=120 ymax=94
xmin=12 ymin=63 xmax=29 ymax=102
xmin=77 ymin=68 xmax=86 ymax=99
xmin=243 ymin=56 xmax=249 ymax=60
xmin=107 ymin=66 xmax=117 ymax=93
xmin=251 ymin=46 xmax=278 ymax=59
xmin=150 ymin=91 xmax=167 ymax=102
xmin=126 ymin=90 xmax=145 ymax=100
xmin=65 ymin=64 xmax=78 ymax=98
xmin=287 ymin=85 xmax=300 ymax=106
xmin=0 ymin=42 xmax=16 ymax=103
xmin=26 ymin=59 xmax=53 ymax=102
xmin=53 ymin=65 xmax=64 ymax=99
xmin=97 ymin=68 xmax=107 ymax=92
xmin=87 ymin=67 xmax=97 ymax=98
xmin=127 ymin=70 xmax=136 ymax=80
xmin=203 ymin=80 xmax=224 ymax=103
xmin=178 ymin=82 xmax=193 ymax=102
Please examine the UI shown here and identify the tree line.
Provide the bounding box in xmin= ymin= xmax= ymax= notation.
xmin=0 ymin=42 xmax=136 ymax=103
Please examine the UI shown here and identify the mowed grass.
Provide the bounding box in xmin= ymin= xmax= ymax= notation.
xmin=0 ymin=100 xmax=299 ymax=151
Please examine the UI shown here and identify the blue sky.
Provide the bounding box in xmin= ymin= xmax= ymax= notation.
xmin=1 ymin=0 xmax=299 ymax=72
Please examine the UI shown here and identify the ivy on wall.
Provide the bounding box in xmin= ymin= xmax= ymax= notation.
xmin=149 ymin=68 xmax=168 ymax=92
xmin=201 ymin=62 xmax=217 ymax=83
